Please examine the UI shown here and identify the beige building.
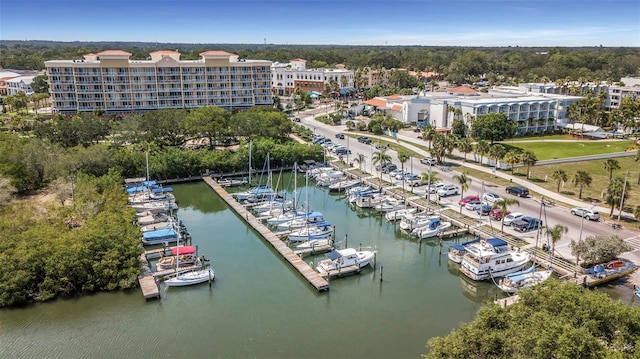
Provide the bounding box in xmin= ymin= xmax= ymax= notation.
xmin=45 ymin=50 xmax=272 ymax=114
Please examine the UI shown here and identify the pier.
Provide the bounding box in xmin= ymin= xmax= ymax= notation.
xmin=138 ymin=253 xmax=160 ymax=300
xmin=203 ymin=177 xmax=330 ymax=292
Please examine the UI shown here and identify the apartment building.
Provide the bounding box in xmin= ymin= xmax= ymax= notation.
xmin=45 ymin=50 xmax=272 ymax=114
xmin=271 ymin=58 xmax=353 ymax=96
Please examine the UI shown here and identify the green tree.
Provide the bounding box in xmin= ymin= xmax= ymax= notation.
xmin=31 ymin=75 xmax=49 ymax=94
xmin=353 ymin=153 xmax=366 ymax=172
xmin=635 ymin=148 xmax=640 ymax=184
xmin=551 ymin=169 xmax=568 ymax=193
xmin=0 ymin=174 xmax=16 ymax=206
xmin=452 ymin=171 xmax=471 ymax=213
xmin=474 ymin=140 xmax=490 ymax=165
xmin=604 ymin=177 xmax=627 ymax=216
xmin=520 ymin=150 xmax=537 ymax=179
xmin=372 ymin=149 xmax=391 ymax=187
xmin=545 ymin=224 xmax=568 ymax=260
xmin=572 ymin=170 xmax=592 ymax=199
xmin=451 ymin=118 xmax=466 ymax=138
xmin=469 ymin=113 xmax=517 ymax=144
xmin=491 ymin=197 xmax=519 ymax=233
xmin=425 ymin=281 xmax=640 ymax=359
xmin=421 ymin=125 xmax=436 ymax=151
xmin=603 ymin=158 xmax=620 ymax=181
xmin=456 ymin=137 xmax=472 ymax=162
xmin=397 ymin=150 xmax=411 ymax=192
xmin=502 ymin=150 xmax=521 ymax=174
xmin=570 ymin=234 xmax=632 ymax=267
xmin=487 ymin=144 xmax=506 ymax=168
xmin=183 ymin=106 xmax=231 ymax=149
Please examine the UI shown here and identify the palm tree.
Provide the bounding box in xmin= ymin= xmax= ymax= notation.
xmin=551 ymin=169 xmax=568 ymax=192
xmin=520 ymin=150 xmax=538 ymax=179
xmin=397 ymin=150 xmax=411 ymax=192
xmin=603 ymin=159 xmax=620 ymax=181
xmin=572 ymin=170 xmax=592 ymax=199
xmin=492 ymin=197 xmax=520 ymax=233
xmin=445 ymin=105 xmax=455 ymax=128
xmin=372 ymin=149 xmax=391 ymax=187
xmin=605 ymin=177 xmax=626 ymax=216
xmin=546 ymin=224 xmax=569 ymax=260
xmin=475 ymin=140 xmax=490 ymax=165
xmin=503 ymin=151 xmax=521 ymax=174
xmin=488 ymin=144 xmax=506 ymax=168
xmin=636 ymin=148 xmax=640 ymax=185
xmin=452 ymin=171 xmax=472 ymax=213
xmin=354 ymin=153 xmax=366 ymax=172
xmin=422 ymin=125 xmax=436 ymax=151
xmin=457 ymin=137 xmax=472 ymax=162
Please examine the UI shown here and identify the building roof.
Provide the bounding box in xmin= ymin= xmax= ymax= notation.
xmin=390 ymin=104 xmax=403 ymax=111
xmin=7 ymin=75 xmax=35 ymax=84
xmin=0 ymin=71 xmax=21 ymax=78
xmin=96 ymin=50 xmax=132 ymax=56
xmin=449 ymin=86 xmax=478 ymax=94
xmin=150 ymin=50 xmax=181 ymax=55
xmin=200 ymin=50 xmax=235 ymax=56
xmin=364 ymin=98 xmax=387 ymax=108
xmin=291 ymin=58 xmax=306 ymax=62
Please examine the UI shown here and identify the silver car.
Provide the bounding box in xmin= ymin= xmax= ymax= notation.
xmin=570 ymin=207 xmax=600 ymax=221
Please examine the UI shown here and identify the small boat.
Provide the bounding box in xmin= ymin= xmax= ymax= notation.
xmin=316 ymin=247 xmax=377 ymax=276
xmin=276 ymin=211 xmax=325 ymax=231
xmin=496 ymin=265 xmax=554 ymax=293
xmin=140 ymin=221 xmax=174 ymax=232
xmin=399 ymin=214 xmax=438 ymax=231
xmin=136 ymin=212 xmax=171 ymax=225
xmin=252 ymin=199 xmax=292 ymax=213
xmin=295 ymin=238 xmax=334 ymax=251
xmin=374 ymin=197 xmax=406 ymax=212
xmin=412 ymin=219 xmax=452 ymax=239
xmin=156 ymin=245 xmax=199 ymax=270
xmin=234 ymin=186 xmax=274 ymax=201
xmin=354 ymin=192 xmax=386 ymax=208
xmin=142 ymin=227 xmax=179 ymax=246
xmin=129 ymin=200 xmax=178 ymax=214
xmin=218 ymin=177 xmax=248 ymax=187
xmin=581 ymin=258 xmax=637 ymax=287
xmin=165 ymin=267 xmax=215 ymax=287
xmin=328 ymin=179 xmax=361 ymax=192
xmin=287 ymin=222 xmax=334 ymax=242
xmin=266 ymin=210 xmax=306 ymax=226
xmin=447 ymin=237 xmax=481 ymax=263
xmin=385 ymin=208 xmax=417 ymax=222
xmin=459 ymin=238 xmax=531 ymax=281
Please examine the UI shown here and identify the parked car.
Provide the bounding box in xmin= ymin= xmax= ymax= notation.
xmin=459 ymin=195 xmax=481 ymax=206
xmin=395 ymin=171 xmax=411 ymax=180
xmin=503 ymin=212 xmax=524 ymax=226
xmin=389 ymin=169 xmax=403 ymax=178
xmin=505 ymin=186 xmax=529 ymax=197
xmin=490 ymin=208 xmax=510 ymax=220
xmin=512 ymin=216 xmax=543 ymax=232
xmin=405 ymin=174 xmax=423 ymax=187
xmin=357 ymin=136 xmax=372 ymax=144
xmin=570 ymin=207 xmax=600 ymax=221
xmin=293 ymin=117 xmax=301 ymax=122
xmin=420 ymin=157 xmax=437 ymax=166
xmin=335 ymin=147 xmax=351 ymax=155
xmin=312 ymin=137 xmax=327 ymax=144
xmin=437 ymin=185 xmax=460 ymax=197
xmin=464 ymin=199 xmax=484 ymax=211
xmin=428 ymin=182 xmax=445 ymax=194
xmin=381 ymin=163 xmax=397 ymax=173
xmin=335 ymin=133 xmax=345 ymax=140
xmin=477 ymin=203 xmax=492 ymax=216
xmin=482 ymin=192 xmax=502 ymax=204
xmin=375 ymin=144 xmax=387 ymax=150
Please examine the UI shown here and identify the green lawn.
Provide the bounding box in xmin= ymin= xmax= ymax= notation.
xmin=499 ymin=140 xmax=634 ymax=160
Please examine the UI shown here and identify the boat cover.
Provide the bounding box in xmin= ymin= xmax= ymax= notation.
xmin=171 ymin=246 xmax=195 ymax=255
xmin=486 ymin=238 xmax=508 ymax=247
xmin=504 ymin=265 xmax=536 ymax=282
xmin=152 ymin=187 xmax=173 ymax=193
xmin=450 ymin=244 xmax=466 ymax=251
xmin=143 ymin=228 xmax=178 ymax=239
xmin=325 ymin=251 xmax=342 ymax=260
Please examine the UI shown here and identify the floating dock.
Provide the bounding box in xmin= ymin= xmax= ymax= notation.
xmin=138 ymin=253 xmax=160 ymax=300
xmin=204 ymin=177 xmax=330 ymax=291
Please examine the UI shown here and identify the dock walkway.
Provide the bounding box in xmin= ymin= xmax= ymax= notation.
xmin=138 ymin=253 xmax=160 ymax=300
xmin=203 ymin=177 xmax=330 ymax=291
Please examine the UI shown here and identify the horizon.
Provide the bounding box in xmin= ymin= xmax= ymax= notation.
xmin=1 ymin=0 xmax=639 ymax=47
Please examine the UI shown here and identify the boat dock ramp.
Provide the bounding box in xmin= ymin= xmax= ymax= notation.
xmin=203 ymin=177 xmax=330 ymax=292
xmin=138 ymin=253 xmax=160 ymax=300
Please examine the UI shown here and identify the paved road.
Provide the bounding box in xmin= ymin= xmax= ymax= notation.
xmin=295 ymin=107 xmax=639 ymax=263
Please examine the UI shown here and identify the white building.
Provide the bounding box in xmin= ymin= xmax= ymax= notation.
xmin=6 ymin=75 xmax=36 ymax=96
xmin=45 ymin=50 xmax=272 ymax=114
xmin=271 ymin=58 xmax=354 ymax=96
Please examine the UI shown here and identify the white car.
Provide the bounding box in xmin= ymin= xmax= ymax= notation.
xmin=570 ymin=207 xmax=600 ymax=221
xmin=420 ymin=157 xmax=437 ymax=166
xmin=428 ymin=182 xmax=445 ymax=194
xmin=503 ymin=212 xmax=524 ymax=226
xmin=437 ymin=185 xmax=459 ymax=197
xmin=482 ymin=192 xmax=502 ymax=204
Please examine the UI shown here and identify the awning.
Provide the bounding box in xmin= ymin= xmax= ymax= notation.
xmin=435 ymin=128 xmax=451 ymax=132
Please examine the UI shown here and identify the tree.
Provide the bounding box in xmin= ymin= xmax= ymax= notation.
xmin=570 ymin=234 xmax=632 ymax=267
xmin=425 ymin=281 xmax=640 ymax=359
xmin=545 ymin=224 xmax=568 ymax=259
xmin=183 ymin=106 xmax=231 ymax=149
xmin=452 ymin=171 xmax=471 ymax=213
xmin=421 ymin=125 xmax=436 ymax=151
xmin=551 ymin=169 xmax=568 ymax=193
xmin=0 ymin=174 xmax=16 ymax=206
xmin=520 ymin=150 xmax=537 ymax=179
xmin=397 ymin=150 xmax=411 ymax=193
xmin=31 ymin=75 xmax=49 ymax=94
xmin=456 ymin=137 xmax=472 ymax=162
xmin=469 ymin=113 xmax=517 ymax=144
xmin=603 ymin=158 xmax=620 ymax=181
xmin=353 ymin=153 xmax=366 ymax=172
xmin=492 ymin=197 xmax=519 ymax=233
xmin=451 ymin=118 xmax=466 ymax=138
xmin=502 ymin=150 xmax=521 ymax=174
xmin=372 ymin=149 xmax=391 ymax=186
xmin=572 ymin=170 xmax=592 ymax=199
xmin=487 ymin=144 xmax=506 ymax=168
xmin=604 ymin=177 xmax=627 ymax=216
xmin=12 ymin=91 xmax=28 ymax=113
xmin=474 ymin=140 xmax=490 ymax=165
xmin=635 ymin=148 xmax=640 ymax=184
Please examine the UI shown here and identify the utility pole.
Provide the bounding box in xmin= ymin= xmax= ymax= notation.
xmin=618 ymin=170 xmax=630 ymax=221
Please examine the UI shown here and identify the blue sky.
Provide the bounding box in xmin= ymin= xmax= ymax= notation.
xmin=1 ymin=0 xmax=639 ymax=46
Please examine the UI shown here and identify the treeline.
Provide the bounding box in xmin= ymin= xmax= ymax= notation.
xmin=0 ymin=106 xmax=323 ymax=194
xmin=2 ymin=41 xmax=639 ymax=84
xmin=0 ymin=170 xmax=142 ymax=307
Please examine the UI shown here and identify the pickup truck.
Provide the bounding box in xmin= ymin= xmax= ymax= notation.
xmin=437 ymin=185 xmax=459 ymax=197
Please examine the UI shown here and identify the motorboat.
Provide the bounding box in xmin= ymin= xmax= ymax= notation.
xmin=328 ymin=179 xmax=361 ymax=192
xmin=497 ymin=265 xmax=554 ymax=293
xmin=412 ymin=219 xmax=452 ymax=239
xmin=218 ymin=177 xmax=248 ymax=187
xmin=295 ymin=238 xmax=334 ymax=251
xmin=156 ymin=245 xmax=200 ymax=270
xmin=287 ymin=222 xmax=334 ymax=242
xmin=347 ymin=187 xmax=375 ymax=203
xmin=354 ymin=192 xmax=386 ymax=208
xmin=447 ymin=237 xmax=481 ymax=263
xmin=129 ymin=200 xmax=178 ymax=214
xmin=142 ymin=227 xmax=180 ymax=246
xmin=399 ymin=213 xmax=438 ymax=231
xmin=317 ymin=175 xmax=345 ymax=187
xmin=266 ymin=210 xmax=306 ymax=226
xmin=276 ymin=211 xmax=325 ymax=231
xmin=140 ymin=221 xmax=174 ymax=232
xmin=315 ymin=248 xmax=377 ymax=275
xmin=459 ymin=238 xmax=531 ymax=281
xmin=129 ymin=191 xmax=175 ymax=204
xmin=252 ymin=199 xmax=292 ymax=213
xmin=581 ymin=258 xmax=637 ymax=287
xmin=165 ymin=267 xmax=215 ymax=287
xmin=385 ymin=208 xmax=417 ymax=222
xmin=136 ymin=212 xmax=171 ymax=226
xmin=374 ymin=197 xmax=406 ymax=212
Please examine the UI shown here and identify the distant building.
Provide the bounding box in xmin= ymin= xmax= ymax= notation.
xmin=271 ymin=58 xmax=353 ymax=96
xmin=45 ymin=50 xmax=272 ymax=114
xmin=6 ymin=75 xmax=36 ymax=96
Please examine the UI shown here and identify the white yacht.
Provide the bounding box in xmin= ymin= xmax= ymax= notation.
xmin=496 ymin=265 xmax=554 ymax=293
xmin=412 ymin=219 xmax=452 ymax=239
xmin=459 ymin=238 xmax=530 ymax=281
xmin=316 ymin=248 xmax=377 ymax=275
xmin=399 ymin=214 xmax=438 ymax=231
xmin=385 ymin=208 xmax=417 ymax=222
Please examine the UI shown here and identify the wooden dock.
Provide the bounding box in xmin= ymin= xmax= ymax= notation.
xmin=138 ymin=253 xmax=160 ymax=300
xmin=203 ymin=177 xmax=330 ymax=291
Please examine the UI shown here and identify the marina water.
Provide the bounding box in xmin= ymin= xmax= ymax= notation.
xmin=1 ymin=175 xmax=635 ymax=358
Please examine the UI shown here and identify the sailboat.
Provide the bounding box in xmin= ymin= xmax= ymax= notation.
xmin=234 ymin=153 xmax=275 ymax=201
xmin=496 ymin=265 xmax=553 ymax=293
xmin=164 ymin=246 xmax=215 ymax=287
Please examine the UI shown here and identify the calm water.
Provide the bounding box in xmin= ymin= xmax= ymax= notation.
xmin=1 ymin=175 xmax=637 ymax=358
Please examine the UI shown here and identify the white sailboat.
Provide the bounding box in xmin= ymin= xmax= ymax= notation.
xmin=496 ymin=265 xmax=553 ymax=293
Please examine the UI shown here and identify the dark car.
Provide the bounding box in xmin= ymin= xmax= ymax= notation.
xmin=293 ymin=117 xmax=301 ymax=122
xmin=381 ymin=163 xmax=397 ymax=173
xmin=505 ymin=186 xmax=529 ymax=197
xmin=357 ymin=136 xmax=372 ymax=144
xmin=335 ymin=147 xmax=351 ymax=155
xmin=511 ymin=216 xmax=542 ymax=232
xmin=335 ymin=133 xmax=345 ymax=140
xmin=477 ymin=203 xmax=492 ymax=216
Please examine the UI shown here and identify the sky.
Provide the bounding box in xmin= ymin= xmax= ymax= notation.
xmin=1 ymin=0 xmax=639 ymax=47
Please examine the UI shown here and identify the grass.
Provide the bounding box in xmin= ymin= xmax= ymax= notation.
xmin=503 ymin=134 xmax=572 ymax=141
xmin=500 ymin=140 xmax=635 ymax=161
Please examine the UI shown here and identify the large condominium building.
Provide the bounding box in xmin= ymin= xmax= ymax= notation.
xmin=271 ymin=58 xmax=353 ymax=96
xmin=45 ymin=50 xmax=272 ymax=114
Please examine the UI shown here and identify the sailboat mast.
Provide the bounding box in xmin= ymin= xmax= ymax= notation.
xmin=293 ymin=162 xmax=297 ymax=209
xmin=248 ymin=140 xmax=252 ymax=186
xmin=145 ymin=150 xmax=150 ymax=182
